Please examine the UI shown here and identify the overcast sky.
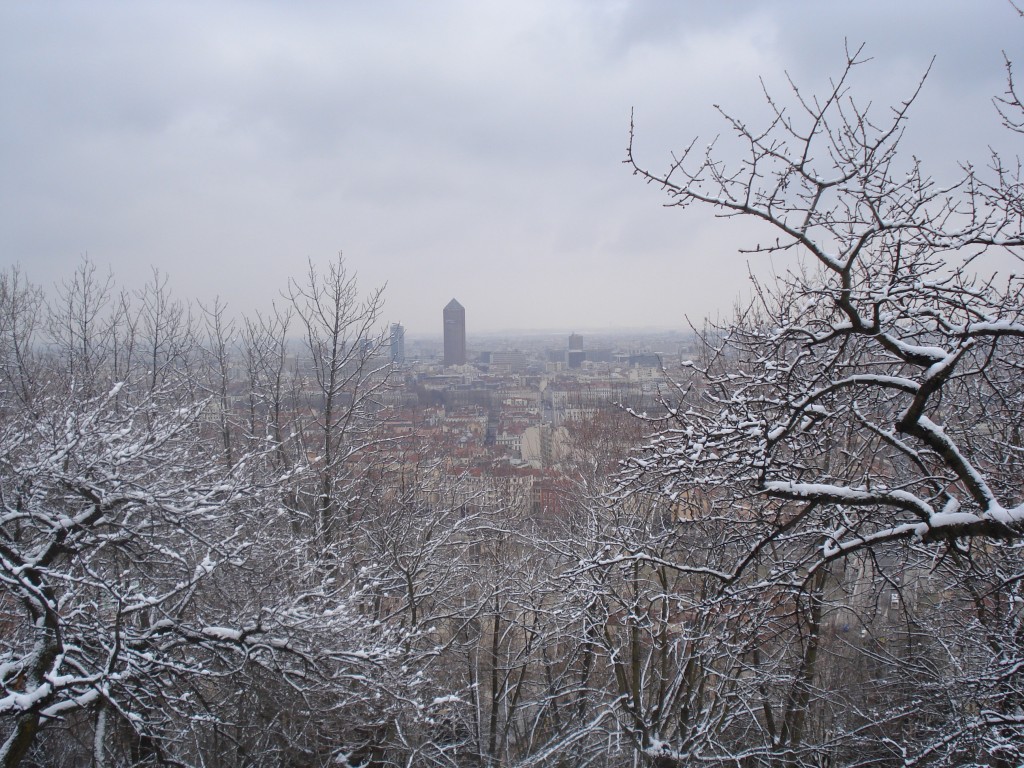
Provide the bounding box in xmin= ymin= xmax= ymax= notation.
xmin=1 ymin=1 xmax=1020 ymax=335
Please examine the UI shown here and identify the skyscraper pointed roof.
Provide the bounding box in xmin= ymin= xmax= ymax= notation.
xmin=445 ymin=298 xmax=464 ymax=311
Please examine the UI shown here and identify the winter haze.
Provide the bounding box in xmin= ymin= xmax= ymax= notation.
xmin=0 ymin=1 xmax=1019 ymax=333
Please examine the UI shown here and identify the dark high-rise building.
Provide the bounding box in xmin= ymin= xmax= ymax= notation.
xmin=443 ymin=299 xmax=466 ymax=366
xmin=567 ymin=332 xmax=585 ymax=368
xmin=390 ymin=323 xmax=405 ymax=365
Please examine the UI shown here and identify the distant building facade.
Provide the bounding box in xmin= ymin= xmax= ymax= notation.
xmin=489 ymin=350 xmax=527 ymax=374
xmin=567 ymin=332 xmax=585 ymax=368
xmin=443 ymin=299 xmax=466 ymax=366
xmin=390 ymin=323 xmax=406 ymax=364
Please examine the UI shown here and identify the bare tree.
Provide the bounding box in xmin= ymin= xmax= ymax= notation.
xmin=606 ymin=42 xmax=1024 ymax=766
xmin=0 ymin=265 xmax=425 ymax=768
xmin=135 ymin=268 xmax=197 ymax=395
xmin=285 ymin=254 xmax=390 ymax=549
xmin=45 ymin=256 xmax=121 ymax=399
xmin=238 ymin=305 xmax=296 ymax=468
xmin=199 ymin=296 xmax=238 ymax=467
xmin=0 ymin=268 xmax=45 ymax=412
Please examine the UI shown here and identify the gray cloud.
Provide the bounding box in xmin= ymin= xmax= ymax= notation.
xmin=1 ymin=1 xmax=1020 ymax=334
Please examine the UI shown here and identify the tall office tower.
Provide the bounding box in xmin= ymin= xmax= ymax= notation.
xmin=443 ymin=299 xmax=466 ymax=366
xmin=390 ymin=323 xmax=405 ymax=365
xmin=567 ymin=332 xmax=585 ymax=368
